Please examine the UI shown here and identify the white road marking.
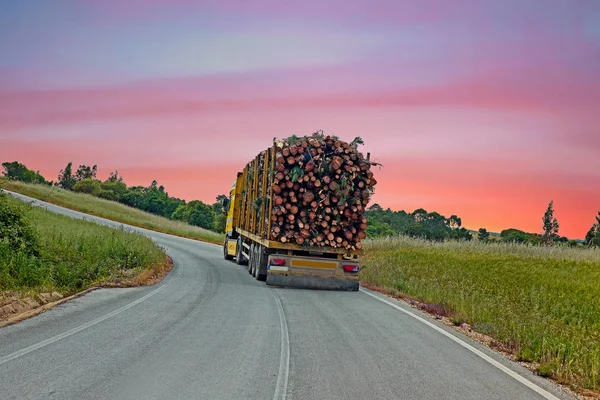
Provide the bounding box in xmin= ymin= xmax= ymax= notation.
xmin=360 ymin=288 xmax=560 ymax=400
xmin=0 ymin=268 xmax=180 ymax=367
xmin=272 ymin=290 xmax=290 ymax=400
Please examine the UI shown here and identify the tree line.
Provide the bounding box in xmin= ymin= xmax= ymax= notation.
xmin=365 ymin=200 xmax=600 ymax=247
xmin=2 ymin=161 xmax=599 ymax=246
xmin=1 ymin=161 xmax=227 ymax=233
xmin=364 ymin=205 xmax=474 ymax=241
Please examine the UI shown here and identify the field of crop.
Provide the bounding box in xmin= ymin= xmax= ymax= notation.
xmin=1 ymin=194 xmax=168 ymax=297
xmin=361 ymin=236 xmax=600 ymax=392
xmin=0 ymin=179 xmax=223 ymax=244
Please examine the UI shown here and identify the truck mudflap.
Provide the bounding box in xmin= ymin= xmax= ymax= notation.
xmin=266 ymin=272 xmax=359 ymax=291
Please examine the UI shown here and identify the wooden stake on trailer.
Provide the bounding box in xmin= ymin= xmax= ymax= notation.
xmin=266 ymin=140 xmax=277 ymax=239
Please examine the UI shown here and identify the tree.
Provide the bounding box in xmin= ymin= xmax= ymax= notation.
xmin=368 ymin=203 xmax=383 ymax=212
xmin=585 ymin=212 xmax=600 ymax=247
xmin=412 ymin=208 xmax=428 ymax=223
xmin=172 ymin=200 xmax=215 ymax=230
xmin=57 ymin=162 xmax=77 ymax=190
xmin=99 ymin=180 xmax=127 ymax=201
xmin=1 ymin=162 xmax=47 ymax=184
xmin=541 ymin=201 xmax=559 ymax=245
xmin=447 ymin=215 xmax=462 ymax=229
xmin=478 ymin=228 xmax=490 ymax=242
xmin=212 ymin=195 xmax=228 ymax=233
xmin=75 ymin=164 xmax=97 ymax=181
xmin=107 ymin=170 xmax=124 ymax=183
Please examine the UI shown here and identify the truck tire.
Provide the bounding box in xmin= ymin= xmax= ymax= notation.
xmin=235 ymin=237 xmax=246 ymax=265
xmin=249 ymin=243 xmax=256 ymax=276
xmin=223 ymin=238 xmax=233 ymax=260
xmin=255 ymin=245 xmax=267 ymax=281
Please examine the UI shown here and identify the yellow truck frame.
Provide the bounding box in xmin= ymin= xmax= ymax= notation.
xmin=222 ymin=141 xmax=362 ymax=291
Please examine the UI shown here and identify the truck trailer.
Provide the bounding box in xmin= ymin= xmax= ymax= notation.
xmin=221 ymin=132 xmax=377 ymax=290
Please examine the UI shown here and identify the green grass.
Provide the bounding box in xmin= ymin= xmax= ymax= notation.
xmin=1 ymin=195 xmax=168 ymax=297
xmin=361 ymin=236 xmax=600 ymax=391
xmin=0 ymin=179 xmax=223 ymax=244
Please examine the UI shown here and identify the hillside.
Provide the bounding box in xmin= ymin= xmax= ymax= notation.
xmin=0 ymin=179 xmax=223 ymax=245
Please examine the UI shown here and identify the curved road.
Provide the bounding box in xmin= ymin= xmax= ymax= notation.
xmin=0 ymin=191 xmax=573 ymax=400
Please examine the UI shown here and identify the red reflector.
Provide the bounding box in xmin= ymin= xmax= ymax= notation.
xmin=343 ymin=265 xmax=360 ymax=273
xmin=271 ymin=258 xmax=286 ymax=266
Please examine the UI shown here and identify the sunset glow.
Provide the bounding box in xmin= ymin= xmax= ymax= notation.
xmin=1 ymin=0 xmax=599 ymax=238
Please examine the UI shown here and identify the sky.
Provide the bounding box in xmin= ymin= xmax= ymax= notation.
xmin=1 ymin=0 xmax=599 ymax=239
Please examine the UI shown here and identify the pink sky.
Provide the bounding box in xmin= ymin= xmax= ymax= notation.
xmin=1 ymin=0 xmax=599 ymax=238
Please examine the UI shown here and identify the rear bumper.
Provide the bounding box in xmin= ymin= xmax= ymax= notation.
xmin=266 ymin=273 xmax=359 ymax=291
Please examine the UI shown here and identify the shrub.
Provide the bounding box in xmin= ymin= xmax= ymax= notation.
xmin=0 ymin=193 xmax=39 ymax=256
xmin=72 ymin=178 xmax=102 ymax=196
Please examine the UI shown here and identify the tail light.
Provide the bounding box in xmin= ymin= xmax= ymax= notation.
xmin=271 ymin=258 xmax=286 ymax=266
xmin=343 ymin=265 xmax=360 ymax=273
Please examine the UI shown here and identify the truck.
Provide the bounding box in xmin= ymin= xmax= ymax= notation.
xmin=221 ymin=132 xmax=377 ymax=291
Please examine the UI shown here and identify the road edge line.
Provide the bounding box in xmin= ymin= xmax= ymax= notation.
xmin=0 ymin=265 xmax=181 ymax=366
xmin=359 ymin=288 xmax=561 ymax=400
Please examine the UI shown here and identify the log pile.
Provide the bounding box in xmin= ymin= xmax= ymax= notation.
xmin=265 ymin=131 xmax=378 ymax=251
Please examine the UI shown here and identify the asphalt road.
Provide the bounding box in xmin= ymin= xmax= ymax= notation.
xmin=0 ymin=190 xmax=573 ymax=400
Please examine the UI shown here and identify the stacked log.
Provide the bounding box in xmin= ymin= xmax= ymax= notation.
xmin=264 ymin=131 xmax=378 ymax=251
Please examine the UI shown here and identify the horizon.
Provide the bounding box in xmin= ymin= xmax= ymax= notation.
xmin=1 ymin=1 xmax=599 ymax=239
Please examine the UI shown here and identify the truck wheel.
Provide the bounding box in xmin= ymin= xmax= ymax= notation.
xmin=223 ymin=239 xmax=233 ymax=260
xmin=251 ymin=245 xmax=258 ymax=277
xmin=235 ymin=237 xmax=246 ymax=265
xmin=249 ymin=244 xmax=256 ymax=275
xmin=255 ymin=245 xmax=267 ymax=281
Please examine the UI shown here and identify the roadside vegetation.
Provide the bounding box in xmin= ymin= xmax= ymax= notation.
xmin=0 ymin=193 xmax=169 ymax=297
xmin=1 ymin=161 xmax=227 ymax=238
xmin=0 ymin=179 xmax=223 ymax=244
xmin=361 ymin=236 xmax=600 ymax=392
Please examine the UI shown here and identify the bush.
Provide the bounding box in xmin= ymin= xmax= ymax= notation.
xmin=0 ymin=193 xmax=39 ymax=256
xmin=72 ymin=178 xmax=102 ymax=196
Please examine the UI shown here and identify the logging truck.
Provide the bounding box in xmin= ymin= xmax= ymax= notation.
xmin=221 ymin=133 xmax=377 ymax=290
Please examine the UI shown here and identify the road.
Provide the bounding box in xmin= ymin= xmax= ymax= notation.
xmin=0 ymin=191 xmax=573 ymax=400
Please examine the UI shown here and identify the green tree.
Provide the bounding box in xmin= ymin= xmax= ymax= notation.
xmin=212 ymin=195 xmax=228 ymax=233
xmin=1 ymin=162 xmax=47 ymax=184
xmin=189 ymin=203 xmax=215 ymax=230
xmin=585 ymin=212 xmax=600 ymax=247
xmin=368 ymin=203 xmax=383 ymax=212
xmin=447 ymin=215 xmax=462 ymax=229
xmin=75 ymin=164 xmax=97 ymax=181
xmin=107 ymin=170 xmax=124 ymax=183
xmin=478 ymin=228 xmax=490 ymax=242
xmin=541 ymin=201 xmax=559 ymax=245
xmin=57 ymin=162 xmax=77 ymax=190
xmin=172 ymin=200 xmax=215 ymax=230
xmin=99 ymin=180 xmax=127 ymax=201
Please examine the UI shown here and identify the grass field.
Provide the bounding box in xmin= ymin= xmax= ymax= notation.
xmin=1 ymin=194 xmax=168 ymax=297
xmin=0 ymin=179 xmax=223 ymax=245
xmin=361 ymin=236 xmax=600 ymax=392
